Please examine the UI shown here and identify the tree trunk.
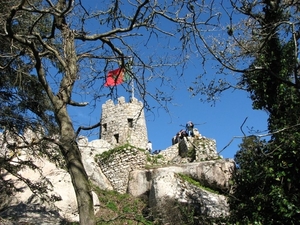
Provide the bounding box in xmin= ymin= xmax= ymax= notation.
xmin=57 ymin=107 xmax=96 ymax=225
xmin=44 ymin=2 xmax=96 ymax=222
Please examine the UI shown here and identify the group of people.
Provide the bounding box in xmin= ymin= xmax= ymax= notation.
xmin=148 ymin=121 xmax=196 ymax=153
xmin=173 ymin=121 xmax=195 ymax=144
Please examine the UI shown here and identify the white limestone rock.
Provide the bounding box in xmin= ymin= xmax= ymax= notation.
xmin=148 ymin=170 xmax=229 ymax=218
xmin=79 ymin=138 xmax=113 ymax=190
xmin=128 ymin=159 xmax=234 ymax=197
xmin=1 ymin=152 xmax=100 ymax=224
xmin=128 ymin=159 xmax=234 ymax=218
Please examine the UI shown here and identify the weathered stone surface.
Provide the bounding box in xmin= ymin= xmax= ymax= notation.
xmin=96 ymin=146 xmax=147 ymax=194
xmin=0 ymin=217 xmax=14 ymax=225
xmin=128 ymin=159 xmax=234 ymax=198
xmin=127 ymin=170 xmax=152 ymax=197
xmin=1 ymin=132 xmax=233 ymax=223
xmin=159 ymin=143 xmax=179 ymax=163
xmin=127 ymin=159 xmax=233 ymax=220
xmin=79 ymin=137 xmax=114 ymax=190
xmin=0 ymin=143 xmax=100 ymax=224
xmin=159 ymin=133 xmax=219 ymax=164
xmin=148 ymin=170 xmax=229 ymax=218
xmin=0 ymin=203 xmax=63 ymax=225
xmin=100 ymin=97 xmax=149 ymax=148
xmin=179 ymin=135 xmax=219 ymax=161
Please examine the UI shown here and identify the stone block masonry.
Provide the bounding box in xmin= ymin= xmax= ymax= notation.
xmin=100 ymin=96 xmax=148 ymax=148
xmin=96 ymin=145 xmax=147 ymax=194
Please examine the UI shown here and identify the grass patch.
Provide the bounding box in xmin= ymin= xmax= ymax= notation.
xmin=177 ymin=173 xmax=221 ymax=194
xmin=106 ymin=201 xmax=118 ymax=211
xmin=146 ymin=154 xmax=165 ymax=165
xmin=95 ymin=143 xmax=134 ymax=162
xmin=91 ymin=185 xmax=153 ymax=225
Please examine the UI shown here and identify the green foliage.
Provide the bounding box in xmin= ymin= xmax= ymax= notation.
xmin=149 ymin=197 xmax=195 ymax=225
xmin=150 ymin=196 xmax=227 ymax=225
xmin=146 ymin=153 xmax=165 ymax=166
xmin=228 ymin=1 xmax=300 ymax=224
xmin=229 ymin=136 xmax=270 ymax=223
xmin=92 ymin=186 xmax=153 ymax=225
xmin=106 ymin=201 xmax=118 ymax=212
xmin=177 ymin=173 xmax=221 ymax=195
xmin=187 ymin=145 xmax=196 ymax=160
xmin=91 ymin=181 xmax=225 ymax=225
xmin=230 ymin=113 xmax=300 ymax=223
xmin=0 ymin=0 xmax=58 ymax=135
xmin=96 ymin=143 xmax=133 ymax=162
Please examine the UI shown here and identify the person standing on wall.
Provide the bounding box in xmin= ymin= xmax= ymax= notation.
xmin=186 ymin=121 xmax=194 ymax=137
xmin=146 ymin=141 xmax=152 ymax=153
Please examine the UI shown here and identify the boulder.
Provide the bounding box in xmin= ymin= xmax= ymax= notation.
xmin=128 ymin=159 xmax=234 ymax=220
xmin=128 ymin=159 xmax=235 ymax=198
xmin=148 ymin=170 xmax=229 ymax=218
xmin=79 ymin=137 xmax=113 ymax=190
xmin=0 ymin=153 xmax=99 ymax=224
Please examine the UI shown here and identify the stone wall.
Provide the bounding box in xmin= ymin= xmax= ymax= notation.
xmin=100 ymin=97 xmax=148 ymax=149
xmin=179 ymin=135 xmax=219 ymax=161
xmin=96 ymin=145 xmax=147 ymax=194
xmin=158 ymin=144 xmax=179 ymax=163
xmin=157 ymin=134 xmax=219 ymax=164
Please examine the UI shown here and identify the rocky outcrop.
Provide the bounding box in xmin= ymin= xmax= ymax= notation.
xmin=128 ymin=159 xmax=234 ymax=197
xmin=0 ymin=148 xmax=101 ymax=224
xmin=78 ymin=137 xmax=114 ymax=190
xmin=0 ymin=128 xmax=235 ymax=224
xmin=161 ymin=130 xmax=219 ymax=164
xmin=127 ymin=159 xmax=234 ymax=219
xmin=89 ymin=131 xmax=234 ymax=220
xmin=0 ymin=134 xmax=103 ymax=224
xmin=148 ymin=171 xmax=229 ymax=218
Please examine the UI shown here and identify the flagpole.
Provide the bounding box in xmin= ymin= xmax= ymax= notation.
xmin=129 ymin=57 xmax=134 ymax=100
xmin=131 ymin=76 xmax=134 ymax=100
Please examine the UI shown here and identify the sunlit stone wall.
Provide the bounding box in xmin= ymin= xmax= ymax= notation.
xmin=100 ymin=96 xmax=148 ymax=149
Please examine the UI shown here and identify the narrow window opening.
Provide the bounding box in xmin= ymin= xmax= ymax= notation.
xmin=127 ymin=118 xmax=133 ymax=128
xmin=103 ymin=123 xmax=107 ymax=131
xmin=114 ymin=134 xmax=119 ymax=143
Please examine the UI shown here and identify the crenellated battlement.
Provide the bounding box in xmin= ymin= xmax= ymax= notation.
xmin=99 ymin=96 xmax=148 ymax=148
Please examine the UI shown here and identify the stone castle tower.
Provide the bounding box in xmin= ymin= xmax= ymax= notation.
xmin=99 ymin=96 xmax=148 ymax=148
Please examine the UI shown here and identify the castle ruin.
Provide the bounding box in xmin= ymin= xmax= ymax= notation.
xmin=99 ymin=96 xmax=148 ymax=148
xmin=0 ymin=96 xmax=234 ymax=224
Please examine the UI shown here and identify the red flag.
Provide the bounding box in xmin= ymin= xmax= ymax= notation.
xmin=104 ymin=68 xmax=125 ymax=86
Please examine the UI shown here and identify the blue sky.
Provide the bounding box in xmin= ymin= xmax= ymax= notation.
xmin=145 ymin=89 xmax=269 ymax=159
xmin=70 ymin=78 xmax=269 ymax=159
xmin=67 ymin=1 xmax=270 ymax=159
